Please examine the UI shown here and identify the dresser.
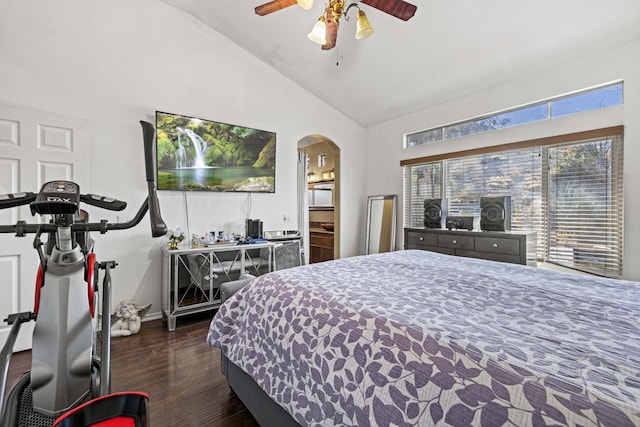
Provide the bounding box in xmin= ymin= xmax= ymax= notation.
xmin=404 ymin=228 xmax=537 ymax=266
xmin=161 ymin=242 xmax=275 ymax=331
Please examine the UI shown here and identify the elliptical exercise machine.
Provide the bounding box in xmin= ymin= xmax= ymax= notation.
xmin=0 ymin=121 xmax=166 ymax=427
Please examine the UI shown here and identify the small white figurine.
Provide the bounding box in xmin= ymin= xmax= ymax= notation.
xmin=110 ymin=300 xmax=152 ymax=337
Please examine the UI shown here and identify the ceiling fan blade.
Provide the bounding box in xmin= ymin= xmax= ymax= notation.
xmin=255 ymin=0 xmax=298 ymax=16
xmin=360 ymin=0 xmax=417 ymax=21
xmin=322 ymin=16 xmax=339 ymax=50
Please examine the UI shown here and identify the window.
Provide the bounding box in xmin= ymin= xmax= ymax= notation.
xmin=402 ymin=128 xmax=624 ymax=278
xmin=546 ymin=138 xmax=624 ymax=274
xmin=405 ymin=82 xmax=623 ymax=148
xmin=444 ymin=150 xmax=542 ymax=234
xmin=551 ymin=84 xmax=624 ymax=118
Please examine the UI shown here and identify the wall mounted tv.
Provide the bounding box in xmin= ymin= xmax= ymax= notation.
xmin=155 ymin=111 xmax=276 ymax=192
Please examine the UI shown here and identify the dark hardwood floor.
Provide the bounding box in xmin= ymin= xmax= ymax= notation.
xmin=6 ymin=313 xmax=260 ymax=427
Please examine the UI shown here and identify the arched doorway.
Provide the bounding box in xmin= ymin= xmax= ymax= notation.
xmin=298 ymin=136 xmax=340 ymax=264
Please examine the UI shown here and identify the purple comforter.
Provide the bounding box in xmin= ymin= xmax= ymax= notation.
xmin=207 ymin=250 xmax=640 ymax=426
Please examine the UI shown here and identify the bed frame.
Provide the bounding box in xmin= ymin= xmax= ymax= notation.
xmin=221 ymin=354 xmax=299 ymax=427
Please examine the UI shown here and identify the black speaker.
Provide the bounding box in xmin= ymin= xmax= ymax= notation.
xmin=480 ymin=196 xmax=511 ymax=231
xmin=423 ymin=198 xmax=448 ymax=228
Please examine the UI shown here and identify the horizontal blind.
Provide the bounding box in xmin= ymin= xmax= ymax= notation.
xmin=402 ymin=129 xmax=624 ymax=277
xmin=444 ymin=149 xmax=543 ymax=255
xmin=403 ymin=163 xmax=442 ymax=228
xmin=547 ymin=136 xmax=624 ymax=277
xmin=403 ymin=149 xmax=543 ymax=249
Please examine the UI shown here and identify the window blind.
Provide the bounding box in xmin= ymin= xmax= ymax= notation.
xmin=403 ymin=163 xmax=442 ymax=228
xmin=402 ymin=129 xmax=624 ymax=277
xmin=546 ymin=136 xmax=624 ymax=276
xmin=444 ymin=149 xmax=542 ymax=231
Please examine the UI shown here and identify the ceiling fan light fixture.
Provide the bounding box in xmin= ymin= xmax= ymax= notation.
xmin=355 ymin=10 xmax=375 ymax=39
xmin=254 ymin=0 xmax=416 ymax=51
xmin=308 ymin=16 xmax=327 ymax=45
xmin=296 ymin=0 xmax=314 ymax=10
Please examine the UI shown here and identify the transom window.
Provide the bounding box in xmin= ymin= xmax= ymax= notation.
xmin=405 ymin=82 xmax=623 ymax=148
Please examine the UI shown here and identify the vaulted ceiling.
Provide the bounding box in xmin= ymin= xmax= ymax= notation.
xmin=159 ymin=0 xmax=640 ymax=127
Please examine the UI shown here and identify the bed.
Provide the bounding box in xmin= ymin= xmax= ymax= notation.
xmin=207 ymin=250 xmax=640 ymax=426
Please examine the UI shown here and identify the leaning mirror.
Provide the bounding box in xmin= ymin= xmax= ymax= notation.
xmin=365 ymin=195 xmax=397 ymax=255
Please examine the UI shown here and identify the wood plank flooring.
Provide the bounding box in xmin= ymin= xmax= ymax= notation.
xmin=5 ymin=313 xmax=260 ymax=427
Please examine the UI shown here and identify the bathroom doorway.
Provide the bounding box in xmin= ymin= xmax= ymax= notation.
xmin=298 ymin=136 xmax=340 ymax=264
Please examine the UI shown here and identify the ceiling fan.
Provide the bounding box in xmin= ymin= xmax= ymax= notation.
xmin=254 ymin=0 xmax=417 ymax=51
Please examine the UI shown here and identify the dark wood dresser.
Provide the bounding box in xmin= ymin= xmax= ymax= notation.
xmin=404 ymin=227 xmax=537 ymax=266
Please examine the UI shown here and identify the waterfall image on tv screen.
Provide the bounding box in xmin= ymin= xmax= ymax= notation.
xmin=155 ymin=111 xmax=276 ymax=192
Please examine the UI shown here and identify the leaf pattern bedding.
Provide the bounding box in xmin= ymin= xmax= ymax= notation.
xmin=207 ymin=250 xmax=640 ymax=426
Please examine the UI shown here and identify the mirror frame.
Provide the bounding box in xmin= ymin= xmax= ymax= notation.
xmin=365 ymin=195 xmax=397 ymax=255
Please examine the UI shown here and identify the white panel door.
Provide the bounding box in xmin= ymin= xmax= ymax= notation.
xmin=0 ymin=104 xmax=88 ymax=352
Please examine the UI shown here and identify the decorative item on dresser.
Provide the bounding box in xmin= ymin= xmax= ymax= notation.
xmin=166 ymin=228 xmax=185 ymax=250
xmin=404 ymin=227 xmax=537 ymax=266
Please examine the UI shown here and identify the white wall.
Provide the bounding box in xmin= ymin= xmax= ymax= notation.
xmin=0 ymin=0 xmax=366 ymax=317
xmin=365 ymin=40 xmax=640 ymax=281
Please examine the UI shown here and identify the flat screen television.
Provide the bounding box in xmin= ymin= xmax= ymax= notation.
xmin=155 ymin=111 xmax=276 ymax=192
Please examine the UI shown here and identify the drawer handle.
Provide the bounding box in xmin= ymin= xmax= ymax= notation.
xmin=452 ymin=240 xmax=457 ymax=244
xmin=492 ymin=243 xmax=498 ymax=248
xmin=419 ymin=237 xmax=424 ymax=241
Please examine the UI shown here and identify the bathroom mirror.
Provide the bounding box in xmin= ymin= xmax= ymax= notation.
xmin=365 ymin=195 xmax=397 ymax=255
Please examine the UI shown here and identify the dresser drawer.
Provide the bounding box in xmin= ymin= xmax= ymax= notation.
xmin=438 ymin=234 xmax=474 ymax=250
xmin=406 ymin=231 xmax=437 ymax=248
xmin=475 ymin=236 xmax=520 ymax=255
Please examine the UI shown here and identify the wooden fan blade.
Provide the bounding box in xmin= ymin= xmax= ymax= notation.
xmin=322 ymin=18 xmax=339 ymax=50
xmin=360 ymin=0 xmax=417 ymax=21
xmin=255 ymin=0 xmax=298 ymax=16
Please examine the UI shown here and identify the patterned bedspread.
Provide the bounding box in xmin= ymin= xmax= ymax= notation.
xmin=207 ymin=250 xmax=640 ymax=426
